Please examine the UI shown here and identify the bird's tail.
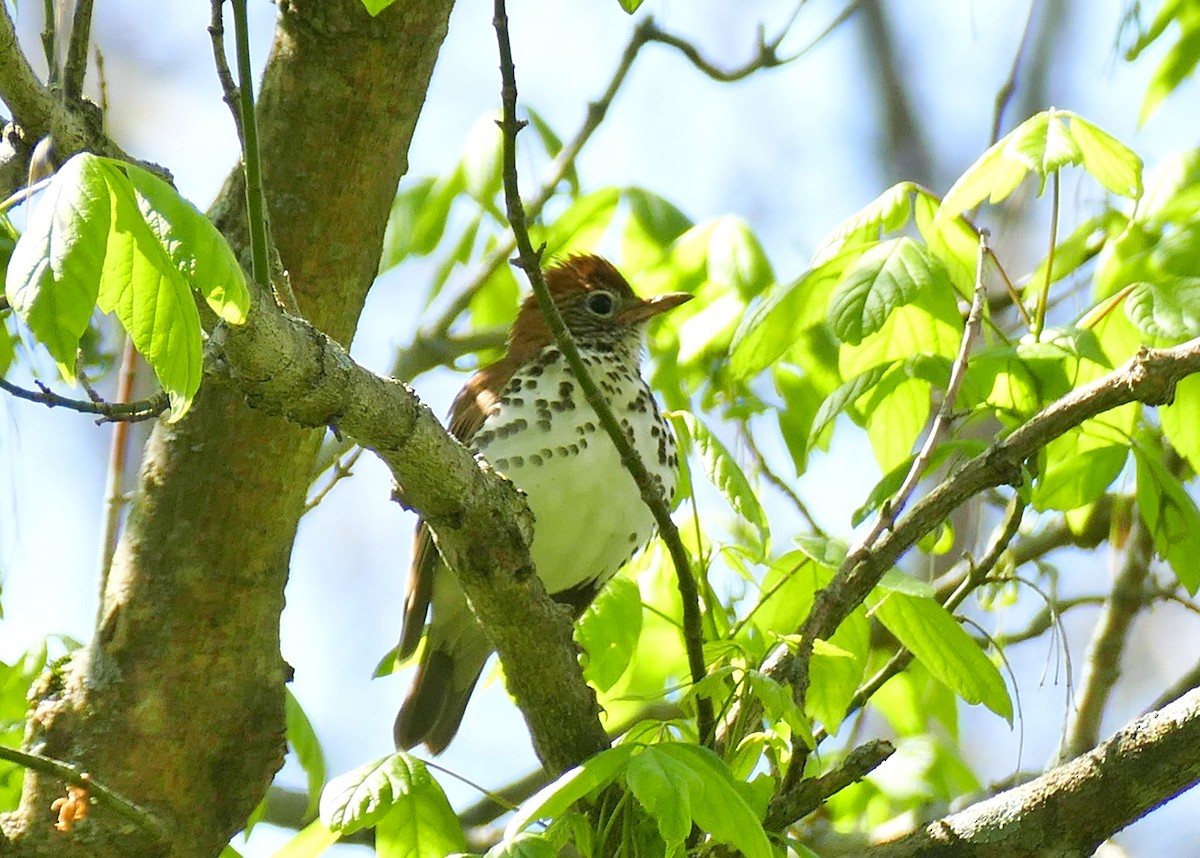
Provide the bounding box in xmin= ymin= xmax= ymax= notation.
xmin=394 ymin=640 xmax=489 ymax=754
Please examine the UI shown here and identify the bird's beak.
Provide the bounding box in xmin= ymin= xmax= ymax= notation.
xmin=619 ymin=291 xmax=693 ymax=324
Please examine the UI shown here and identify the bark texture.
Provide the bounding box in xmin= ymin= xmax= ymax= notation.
xmin=2 ymin=1 xmax=454 ymax=854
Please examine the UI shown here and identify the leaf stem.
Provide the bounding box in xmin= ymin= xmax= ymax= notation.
xmin=1033 ymin=169 xmax=1060 ymax=340
xmin=230 ymin=0 xmax=270 ymax=288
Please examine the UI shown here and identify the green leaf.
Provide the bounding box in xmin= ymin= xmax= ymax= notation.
xmin=461 ymin=113 xmax=504 ymax=206
xmin=1136 ymin=443 xmax=1200 ymax=594
xmin=285 ymin=690 xmax=326 ymax=820
xmin=808 ymin=362 xmax=897 ymax=447
xmin=1160 ymin=373 xmax=1200 ymax=472
xmin=673 ymin=412 xmax=769 ymax=549
xmin=269 ymin=819 xmax=340 ymax=858
xmin=810 ymin=182 xmax=914 ymax=267
xmin=319 ymin=753 xmax=462 ymax=851
xmin=861 ymin=368 xmax=931 ymax=472
xmin=627 ymin=744 xmax=771 ymax=858
xmin=114 ymin=160 xmax=249 ymax=325
xmin=5 ymin=154 xmax=110 ymax=379
xmin=1138 ymin=6 xmax=1200 ymax=123
xmin=505 ymin=745 xmax=634 ymax=840
xmin=538 ymin=188 xmax=620 ymax=257
xmin=1005 ymin=109 xmax=1081 ymax=179
xmin=939 ymin=126 xmax=1035 ymax=216
xmin=5 ymin=153 xmax=249 ymax=420
xmin=1125 ymin=277 xmax=1200 ymax=339
xmin=375 ymin=788 xmax=467 ymax=858
xmin=729 ymin=243 xmax=867 ymax=379
xmin=617 ymin=0 xmax=645 ymax=11
xmin=484 ymin=832 xmax=562 ymax=858
xmin=705 ymin=216 xmax=773 ymax=298
xmin=1066 ymin=113 xmax=1143 ymax=198
xmin=829 ymin=238 xmax=942 ymax=346
xmin=577 ymin=576 xmax=643 ymax=692
xmin=871 ymin=591 xmax=1012 ymax=722
xmin=1033 ymin=434 xmax=1128 ymax=512
xmin=807 ymin=606 xmax=869 ymax=734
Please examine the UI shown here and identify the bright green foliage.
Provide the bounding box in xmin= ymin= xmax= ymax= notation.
xmin=285 ymin=690 xmax=326 ymax=820
xmin=4 ymin=153 xmax=249 ymax=419
xmin=577 ymin=576 xmax=643 ymax=692
xmin=939 ymin=109 xmax=1142 ymax=217
xmin=869 ymin=590 xmax=1012 ymax=723
xmin=1126 ymin=0 xmax=1200 ymax=122
xmin=320 ymin=754 xmax=465 ymax=854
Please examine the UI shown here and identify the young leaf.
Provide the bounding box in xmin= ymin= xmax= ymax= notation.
xmin=829 ymin=238 xmax=943 ymax=346
xmin=1124 ymin=277 xmax=1200 ymax=339
xmin=627 ymin=744 xmax=772 ymax=858
xmin=319 ymin=753 xmax=462 ymax=850
xmin=5 ymin=154 xmax=111 ymax=379
xmin=1160 ymin=373 xmax=1200 ymax=472
xmin=1135 ymin=444 xmax=1200 ymax=594
xmin=1066 ymin=113 xmax=1143 ymax=199
xmin=505 ymin=745 xmax=635 ymax=841
xmin=577 ymin=576 xmax=643 ymax=692
xmin=285 ymin=689 xmax=326 ymax=820
xmin=375 ymin=787 xmax=468 ymax=858
xmin=810 ymin=182 xmax=914 ymax=268
xmin=870 ymin=591 xmax=1013 ymax=722
xmin=672 ymin=412 xmax=769 ymax=549
xmin=268 ymin=819 xmax=340 ymax=858
xmin=729 ymin=243 xmax=868 ymax=379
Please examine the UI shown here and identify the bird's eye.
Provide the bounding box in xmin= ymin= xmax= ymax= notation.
xmin=586 ymin=291 xmax=616 ymax=316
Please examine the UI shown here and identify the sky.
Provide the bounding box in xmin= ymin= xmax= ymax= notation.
xmin=2 ymin=1 xmax=1200 ymax=855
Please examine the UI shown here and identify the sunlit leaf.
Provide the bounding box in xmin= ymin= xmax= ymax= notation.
xmin=320 ymin=753 xmax=462 ymax=853
xmin=505 ymin=746 xmax=634 ymax=840
xmin=577 ymin=577 xmax=643 ymax=692
xmin=285 ymin=690 xmax=326 ymax=820
xmin=1068 ymin=113 xmax=1143 ymax=198
xmin=1136 ymin=442 xmax=1200 ymax=594
xmin=871 ymin=591 xmax=1012 ymax=722
xmin=829 ymin=238 xmax=944 ymax=345
xmin=1125 ymin=277 xmax=1200 ymax=339
xmin=729 ymin=243 xmax=867 ymax=380
xmin=673 ymin=412 xmax=769 ymax=550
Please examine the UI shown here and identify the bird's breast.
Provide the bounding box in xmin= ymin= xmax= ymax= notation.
xmin=471 ymin=348 xmax=677 ymax=596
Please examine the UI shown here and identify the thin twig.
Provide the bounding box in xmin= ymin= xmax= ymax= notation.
xmin=764 ymin=738 xmax=894 ymax=830
xmin=208 ymin=0 xmax=245 ymax=145
xmin=0 ymin=745 xmax=168 ymax=841
xmin=229 ymin=0 xmax=270 ymax=291
xmin=0 ymin=376 xmax=166 ymax=422
xmin=304 ymin=446 xmax=363 ymax=512
xmin=991 ymin=0 xmax=1042 ymax=145
xmin=428 ymin=11 xmax=801 ymax=340
xmin=740 ymin=422 xmax=826 ymax=538
xmin=853 ymin=229 xmax=991 ymax=553
xmin=492 ymin=0 xmax=714 ymax=746
xmin=97 ymin=336 xmax=138 ymax=610
xmin=63 ymin=0 xmax=95 ymax=102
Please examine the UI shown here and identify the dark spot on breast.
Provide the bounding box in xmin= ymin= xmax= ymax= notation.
xmin=529 ymin=453 xmax=543 ymax=466
xmin=538 ymin=418 xmax=552 ymax=432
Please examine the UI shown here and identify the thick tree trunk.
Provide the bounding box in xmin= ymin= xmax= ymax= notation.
xmin=1 ymin=2 xmax=455 ymax=854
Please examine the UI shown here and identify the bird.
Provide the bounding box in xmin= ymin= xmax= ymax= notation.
xmin=394 ymin=254 xmax=692 ymax=754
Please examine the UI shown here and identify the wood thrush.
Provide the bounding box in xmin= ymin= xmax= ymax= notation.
xmin=395 ymin=255 xmax=691 ymax=753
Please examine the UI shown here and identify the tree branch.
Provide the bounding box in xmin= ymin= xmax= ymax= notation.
xmin=1059 ymin=513 xmax=1154 ymax=761
xmin=869 ymin=688 xmax=1200 ymax=857
xmin=779 ymin=337 xmax=1200 ymax=719
xmin=0 ymin=376 xmax=167 ymax=422
xmin=212 ymin=282 xmax=608 ymax=773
